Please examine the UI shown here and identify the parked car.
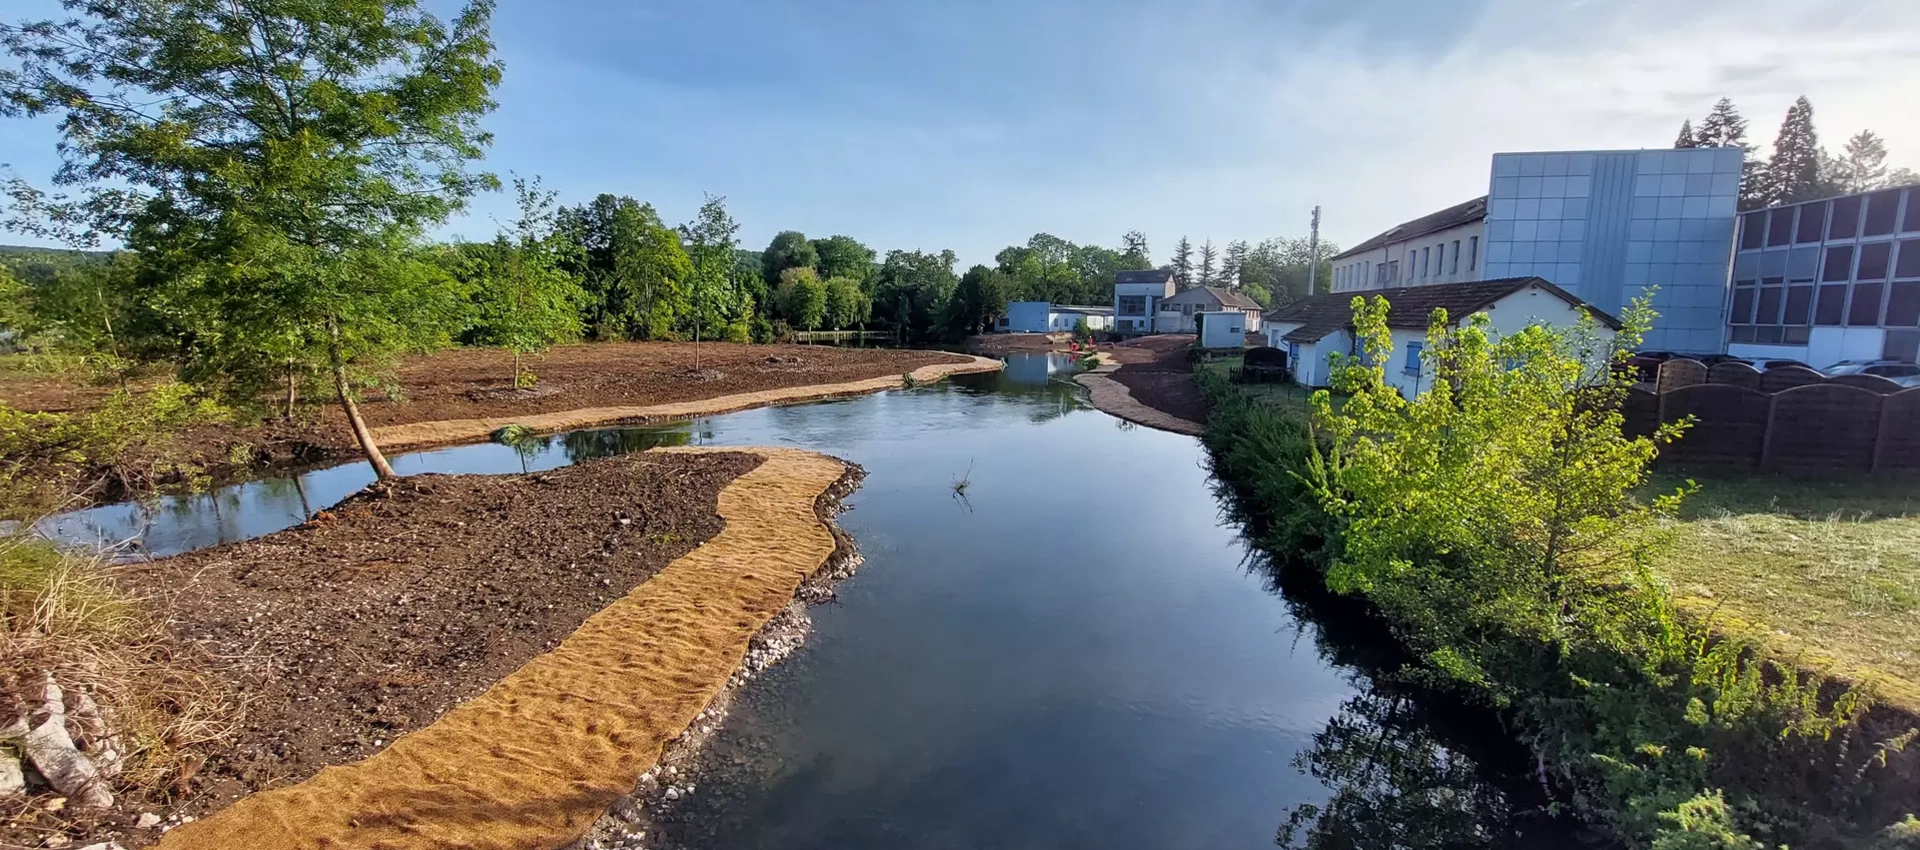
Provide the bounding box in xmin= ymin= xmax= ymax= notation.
xmin=1623 ymin=351 xmax=1678 ymax=383
xmin=1825 ymin=360 xmax=1920 ymax=387
xmin=1760 ymin=359 xmax=1807 ymax=371
xmin=1698 ymin=354 xmax=1752 ymax=366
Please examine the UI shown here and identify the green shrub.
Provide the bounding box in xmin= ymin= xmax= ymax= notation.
xmin=0 ymin=382 xmax=228 ymax=516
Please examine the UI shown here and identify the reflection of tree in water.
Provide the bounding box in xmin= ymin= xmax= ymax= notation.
xmin=1279 ymin=689 xmax=1520 ymax=850
xmin=559 ymin=427 xmax=692 ymax=463
xmin=1247 ymin=552 xmax=1588 ymax=850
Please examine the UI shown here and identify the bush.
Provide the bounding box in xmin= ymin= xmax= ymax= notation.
xmin=0 ymin=382 xmax=229 ymax=516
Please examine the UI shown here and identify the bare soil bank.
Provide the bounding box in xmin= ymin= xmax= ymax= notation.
xmin=10 ymin=452 xmax=758 ymax=849
xmin=1084 ymin=335 xmax=1209 ymax=432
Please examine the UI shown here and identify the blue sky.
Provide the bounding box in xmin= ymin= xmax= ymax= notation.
xmin=3 ymin=0 xmax=1918 ymax=267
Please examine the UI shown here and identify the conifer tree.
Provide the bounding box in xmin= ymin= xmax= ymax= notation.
xmin=1832 ymin=130 xmax=1889 ymax=194
xmin=1763 ymin=97 xmax=1825 ymax=206
xmin=1673 ymin=120 xmax=1697 ymax=149
xmin=1170 ymin=236 xmax=1194 ymax=289
xmin=1198 ymin=240 xmax=1219 ymax=287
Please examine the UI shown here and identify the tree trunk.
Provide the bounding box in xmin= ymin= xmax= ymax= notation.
xmin=512 ymin=349 xmax=520 ymax=389
xmin=283 ymin=365 xmax=299 ymax=420
xmin=329 ymin=337 xmax=396 ymax=481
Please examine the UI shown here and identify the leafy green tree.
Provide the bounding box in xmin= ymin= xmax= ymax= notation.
xmin=1761 ymin=96 xmax=1826 ymax=206
xmin=1121 ymin=231 xmax=1151 ymax=269
xmin=680 ymin=193 xmax=743 ymax=364
xmin=0 ymin=0 xmax=503 ymax=479
xmin=871 ymin=248 xmax=958 ymax=342
xmin=776 ymin=267 xmax=826 ymax=332
xmin=812 ymin=235 xmax=875 ymax=283
xmin=1240 ymin=237 xmax=1337 ymax=306
xmin=1068 ymin=244 xmax=1125 ymax=305
xmin=948 ymin=264 xmax=1012 ymax=336
xmin=1169 ymin=236 xmax=1194 ymax=288
xmin=558 ymin=194 xmax=692 ymax=341
xmin=462 ymin=176 xmax=584 ymax=387
xmin=822 ymin=276 xmax=869 ymax=331
xmin=761 ymin=231 xmax=818 ymax=288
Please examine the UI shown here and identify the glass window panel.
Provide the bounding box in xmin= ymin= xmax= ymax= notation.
xmin=1864 ymin=190 xmax=1901 ymax=236
xmin=1815 ymin=285 xmax=1848 ymax=325
xmin=1731 ymin=287 xmax=1756 ymax=324
xmin=1740 ymin=212 xmax=1766 ymax=249
xmin=1767 ymin=208 xmax=1795 ymax=246
xmin=1784 ymin=285 xmax=1814 ymax=324
xmin=1759 ymin=326 xmax=1786 ymax=344
xmin=1830 ymin=196 xmax=1862 ymax=239
xmin=1897 ymin=240 xmax=1920 ymax=279
xmin=1732 ymin=252 xmax=1758 ymax=283
xmin=1784 ymin=325 xmax=1811 ymax=344
xmin=1887 ymin=282 xmax=1920 ymax=327
xmin=1731 ymin=325 xmax=1757 ymax=343
xmin=1849 ymin=282 xmax=1885 ymax=325
xmin=1858 ymin=241 xmax=1892 ymax=280
xmin=1760 ymin=249 xmax=1788 ymax=278
xmin=1823 ymin=245 xmax=1855 ymax=282
xmin=1796 ymin=201 xmax=1828 ymax=242
xmin=1756 ymin=287 xmax=1784 ymax=324
xmin=1905 ymin=188 xmax=1920 ymax=233
xmin=1787 ymin=247 xmax=1819 ymax=282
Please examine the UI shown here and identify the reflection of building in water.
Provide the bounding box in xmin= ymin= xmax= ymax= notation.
xmin=1000 ymin=352 xmax=1076 ymax=385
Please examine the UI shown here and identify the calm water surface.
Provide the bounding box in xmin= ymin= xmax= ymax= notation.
xmin=44 ymin=354 xmax=1553 ymax=848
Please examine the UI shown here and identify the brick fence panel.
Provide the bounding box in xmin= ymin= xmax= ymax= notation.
xmin=1763 ymin=384 xmax=1886 ymax=473
xmin=1661 ymin=384 xmax=1770 ymax=467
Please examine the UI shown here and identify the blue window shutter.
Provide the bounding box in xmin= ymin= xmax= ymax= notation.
xmin=1404 ymin=341 xmax=1424 ymax=375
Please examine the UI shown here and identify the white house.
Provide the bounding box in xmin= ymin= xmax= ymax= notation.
xmin=1155 ymin=286 xmax=1265 ymax=334
xmin=1196 ymin=311 xmax=1249 ymax=349
xmin=1113 ymin=270 xmax=1176 ymax=334
xmin=997 ymin=302 xmax=1114 ymax=333
xmin=1263 ymin=276 xmax=1620 ymax=396
xmin=1328 ymin=196 xmax=1489 ymax=295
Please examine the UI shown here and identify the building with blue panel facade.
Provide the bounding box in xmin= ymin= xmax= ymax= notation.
xmin=1724 ymin=185 xmax=1920 ymax=368
xmin=1482 ymin=147 xmax=1743 ymax=353
xmin=1327 ymin=147 xmax=1743 ymax=354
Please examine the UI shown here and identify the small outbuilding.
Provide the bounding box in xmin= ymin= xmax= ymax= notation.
xmin=1196 ymin=311 xmax=1249 ymax=349
xmin=996 ymin=302 xmax=1114 ymax=333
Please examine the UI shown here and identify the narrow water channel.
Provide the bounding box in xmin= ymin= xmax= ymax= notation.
xmin=44 ymin=354 xmax=1565 ymax=848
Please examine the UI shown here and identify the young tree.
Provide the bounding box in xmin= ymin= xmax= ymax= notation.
xmin=761 ymin=231 xmax=818 ymax=288
xmin=1692 ymin=98 xmax=1750 ymax=148
xmin=1122 ymin=231 xmax=1151 ymax=269
xmin=1762 ymin=96 xmax=1826 ymax=206
xmin=680 ymin=193 xmax=742 ymax=365
xmin=1170 ymin=236 xmax=1194 ymax=288
xmin=1830 ymin=130 xmax=1890 ymax=194
xmin=464 ymin=176 xmax=585 ymax=388
xmin=1673 ymin=120 xmax=1698 ymax=149
xmin=812 ymin=235 xmax=876 ymax=283
xmin=0 ymin=0 xmax=503 ymax=480
xmin=1197 ymin=240 xmax=1219 ymax=286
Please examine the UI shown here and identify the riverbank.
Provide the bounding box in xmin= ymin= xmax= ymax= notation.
xmin=5 ymin=446 xmax=861 ymax=850
xmin=1196 ymin=366 xmax=1920 ymax=849
xmin=1071 ymin=335 xmax=1207 ymax=436
xmin=0 ymin=343 xmax=980 ymax=506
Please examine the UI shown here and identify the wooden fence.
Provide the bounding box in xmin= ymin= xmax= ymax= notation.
xmin=1624 ymin=358 xmax=1920 ymax=473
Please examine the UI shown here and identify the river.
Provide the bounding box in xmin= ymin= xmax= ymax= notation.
xmin=44 ymin=353 xmax=1568 ymax=849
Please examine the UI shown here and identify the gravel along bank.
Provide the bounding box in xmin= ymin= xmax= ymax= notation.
xmin=147 ymin=447 xmax=857 ymax=850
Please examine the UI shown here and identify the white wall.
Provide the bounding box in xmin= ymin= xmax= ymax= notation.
xmin=1198 ymin=312 xmax=1247 ymax=348
xmin=1048 ymin=312 xmax=1110 ymax=331
xmin=1330 ymin=220 xmax=1488 ymax=294
xmin=1296 ymin=285 xmax=1612 ymax=392
xmin=1805 ymin=327 xmax=1887 ymax=370
xmin=1114 ymin=281 xmax=1175 ymax=333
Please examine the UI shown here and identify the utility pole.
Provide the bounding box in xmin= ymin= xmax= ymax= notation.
xmin=1306 ymin=205 xmax=1322 ymax=297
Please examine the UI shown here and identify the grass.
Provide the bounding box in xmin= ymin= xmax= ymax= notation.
xmin=1653 ymin=469 xmax=1920 ymax=696
xmin=0 ymin=534 xmax=236 ymax=800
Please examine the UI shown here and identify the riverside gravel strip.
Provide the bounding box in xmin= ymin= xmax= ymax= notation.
xmin=149 ymin=447 xmax=853 ymax=850
xmin=1073 ymin=335 xmax=1208 ymax=435
xmin=72 ymin=451 xmax=758 ymax=849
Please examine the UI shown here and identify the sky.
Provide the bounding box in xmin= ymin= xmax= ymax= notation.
xmin=2 ymin=0 xmax=1918 ymax=268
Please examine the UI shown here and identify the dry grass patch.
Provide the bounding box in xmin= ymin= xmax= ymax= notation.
xmin=1655 ymin=470 xmax=1920 ymax=689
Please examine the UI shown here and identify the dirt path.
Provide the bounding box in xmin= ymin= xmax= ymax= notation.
xmin=152 ymin=447 xmax=853 ymax=850
xmin=370 ymin=354 xmax=1003 ymax=451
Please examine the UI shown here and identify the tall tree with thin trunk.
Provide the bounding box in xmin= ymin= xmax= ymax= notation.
xmin=681 ymin=194 xmax=742 ymax=367
xmin=463 ymin=176 xmax=585 ymax=388
xmin=1170 ymin=236 xmax=1194 ymax=289
xmin=1763 ymin=97 xmax=1825 ymax=207
xmin=1692 ymin=98 xmax=1749 ymax=148
xmin=1122 ymin=231 xmax=1150 ymax=269
xmin=1198 ymin=240 xmax=1219 ymax=287
xmin=1222 ymin=240 xmax=1249 ymax=289
xmin=1831 ymin=130 xmax=1890 ymax=194
xmin=0 ymin=0 xmax=502 ymax=481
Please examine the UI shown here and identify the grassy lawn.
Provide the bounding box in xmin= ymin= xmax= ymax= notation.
xmin=1654 ymin=469 xmax=1920 ymax=692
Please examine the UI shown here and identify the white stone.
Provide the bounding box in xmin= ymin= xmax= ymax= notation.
xmin=135 ymin=812 xmax=162 ymax=829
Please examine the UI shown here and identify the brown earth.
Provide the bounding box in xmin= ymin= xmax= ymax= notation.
xmin=150 ymin=447 xmax=853 ymax=850
xmin=962 ymin=332 xmax=1071 ymax=355
xmin=5 ymin=451 xmax=759 ymax=850
xmin=1100 ymin=335 xmax=1209 ymax=428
